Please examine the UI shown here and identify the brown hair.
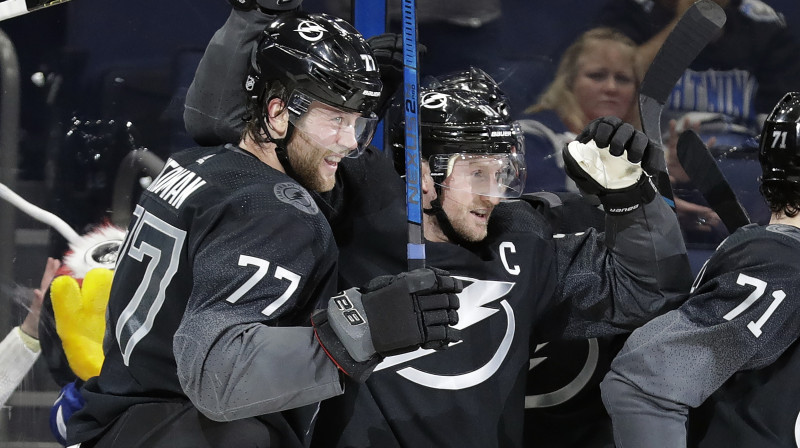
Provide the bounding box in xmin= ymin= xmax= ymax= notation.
xmin=760 ymin=182 xmax=800 ymax=218
xmin=242 ymin=80 xmax=290 ymax=144
xmin=525 ymin=27 xmax=639 ymax=132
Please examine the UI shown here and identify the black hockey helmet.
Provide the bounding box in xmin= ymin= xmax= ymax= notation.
xmin=434 ymin=66 xmax=511 ymax=120
xmin=245 ymin=11 xmax=383 ymax=155
xmin=389 ymin=86 xmax=526 ymax=199
xmin=759 ymin=92 xmax=800 ymax=185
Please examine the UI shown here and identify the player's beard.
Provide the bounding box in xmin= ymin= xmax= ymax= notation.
xmin=286 ymin=129 xmax=338 ymax=193
xmin=446 ymin=209 xmax=491 ymax=242
xmin=440 ymin=192 xmax=495 ymax=242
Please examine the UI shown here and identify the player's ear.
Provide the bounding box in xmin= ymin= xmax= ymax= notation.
xmin=420 ymin=161 xmax=439 ymax=207
xmin=421 ymin=161 xmax=434 ymax=195
xmin=266 ymin=98 xmax=289 ymax=138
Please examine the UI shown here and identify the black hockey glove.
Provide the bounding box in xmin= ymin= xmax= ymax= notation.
xmin=311 ymin=267 xmax=462 ymax=382
xmin=562 ymin=116 xmax=658 ymax=215
xmin=366 ymin=33 xmax=427 ymax=118
xmin=228 ymin=0 xmax=302 ymax=13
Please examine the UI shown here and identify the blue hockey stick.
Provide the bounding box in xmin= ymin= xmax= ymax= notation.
xmin=401 ymin=0 xmax=425 ymax=269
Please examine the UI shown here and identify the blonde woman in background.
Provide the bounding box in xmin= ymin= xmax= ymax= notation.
xmin=519 ymin=27 xmax=642 ymax=448
xmin=520 ymin=26 xmax=722 ymax=235
xmin=519 ymin=27 xmax=639 ymax=193
xmin=520 ymin=23 xmax=724 ymax=448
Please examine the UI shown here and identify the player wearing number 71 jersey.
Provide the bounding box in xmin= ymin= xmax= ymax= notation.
xmin=601 ymin=91 xmax=800 ymax=448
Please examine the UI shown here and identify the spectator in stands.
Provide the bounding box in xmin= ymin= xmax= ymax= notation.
xmin=597 ymin=0 xmax=800 ymax=125
xmin=520 ymin=24 xmax=725 ymax=237
xmin=597 ymin=0 xmax=787 ymax=238
xmin=519 ymin=27 xmax=640 ymax=193
xmin=517 ymin=25 xmax=718 ymax=447
xmin=516 ymin=27 xmax=640 ymax=448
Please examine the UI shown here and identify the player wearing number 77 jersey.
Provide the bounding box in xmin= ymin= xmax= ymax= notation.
xmin=67 ymin=10 xmax=462 ymax=448
xmin=601 ymin=91 xmax=800 ymax=448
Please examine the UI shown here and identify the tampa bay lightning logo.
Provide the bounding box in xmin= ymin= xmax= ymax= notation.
xmin=525 ymin=339 xmax=599 ymax=408
xmin=375 ymin=276 xmax=515 ymax=390
xmin=295 ymin=20 xmax=326 ymax=42
xmin=274 ymin=182 xmax=319 ymax=215
xmin=420 ymin=92 xmax=449 ymax=110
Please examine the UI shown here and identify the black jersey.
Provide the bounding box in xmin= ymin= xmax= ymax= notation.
xmin=521 ymin=192 xmax=621 ymax=448
xmin=312 ymin=149 xmax=690 ymax=448
xmin=602 ymin=224 xmax=800 ymax=448
xmin=69 ymin=144 xmax=342 ymax=446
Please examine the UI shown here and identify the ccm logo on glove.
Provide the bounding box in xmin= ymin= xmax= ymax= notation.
xmin=332 ymin=293 xmax=366 ymax=326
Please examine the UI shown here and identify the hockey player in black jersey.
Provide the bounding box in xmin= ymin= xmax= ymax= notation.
xmin=66 ymin=10 xmax=462 ymax=448
xmin=177 ymin=7 xmax=690 ymax=446
xmin=601 ymin=91 xmax=800 ymax=447
xmin=307 ymin=77 xmax=692 ymax=447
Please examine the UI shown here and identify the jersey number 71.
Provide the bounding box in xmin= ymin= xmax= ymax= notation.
xmin=723 ymin=273 xmax=786 ymax=338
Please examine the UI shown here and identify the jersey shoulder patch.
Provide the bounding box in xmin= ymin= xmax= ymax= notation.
xmin=274 ymin=182 xmax=319 ymax=215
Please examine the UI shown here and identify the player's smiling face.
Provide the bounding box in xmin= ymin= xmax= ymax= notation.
xmin=287 ymin=102 xmax=360 ymax=192
xmin=287 ymin=127 xmax=340 ymax=192
xmin=438 ymin=158 xmax=503 ymax=242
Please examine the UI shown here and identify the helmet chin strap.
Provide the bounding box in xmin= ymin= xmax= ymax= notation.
xmin=424 ymin=195 xmax=474 ymax=246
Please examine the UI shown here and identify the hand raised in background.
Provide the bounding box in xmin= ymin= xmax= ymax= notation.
xmin=20 ymin=257 xmax=62 ymax=339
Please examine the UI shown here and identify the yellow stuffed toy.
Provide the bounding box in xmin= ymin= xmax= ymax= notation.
xmin=0 ymin=183 xmax=125 ymax=381
xmin=50 ymin=223 xmax=124 ymax=380
xmin=50 ymin=267 xmax=114 ymax=381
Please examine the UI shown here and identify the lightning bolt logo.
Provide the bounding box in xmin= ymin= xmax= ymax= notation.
xmin=529 ymin=342 xmax=549 ymax=371
xmin=375 ymin=277 xmax=516 ymax=390
xmin=295 ymin=20 xmax=327 ymax=42
xmin=420 ymin=92 xmax=449 ymax=110
xmin=525 ymin=338 xmax=599 ymax=408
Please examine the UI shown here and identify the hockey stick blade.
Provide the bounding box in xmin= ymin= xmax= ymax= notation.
xmin=402 ymin=0 xmax=425 ymax=269
xmin=677 ymin=129 xmax=751 ymax=233
xmin=0 ymin=0 xmax=72 ymax=21
xmin=639 ymin=0 xmax=726 ymax=206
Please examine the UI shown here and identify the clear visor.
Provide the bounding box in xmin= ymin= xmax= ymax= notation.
xmin=431 ymin=152 xmax=527 ymax=199
xmin=287 ymin=91 xmax=378 ymax=158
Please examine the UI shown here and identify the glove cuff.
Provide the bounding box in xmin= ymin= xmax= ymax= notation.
xmin=326 ymin=288 xmax=377 ymax=362
xmin=599 ymin=173 xmax=658 ymax=215
xmin=311 ymin=309 xmax=381 ymax=383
